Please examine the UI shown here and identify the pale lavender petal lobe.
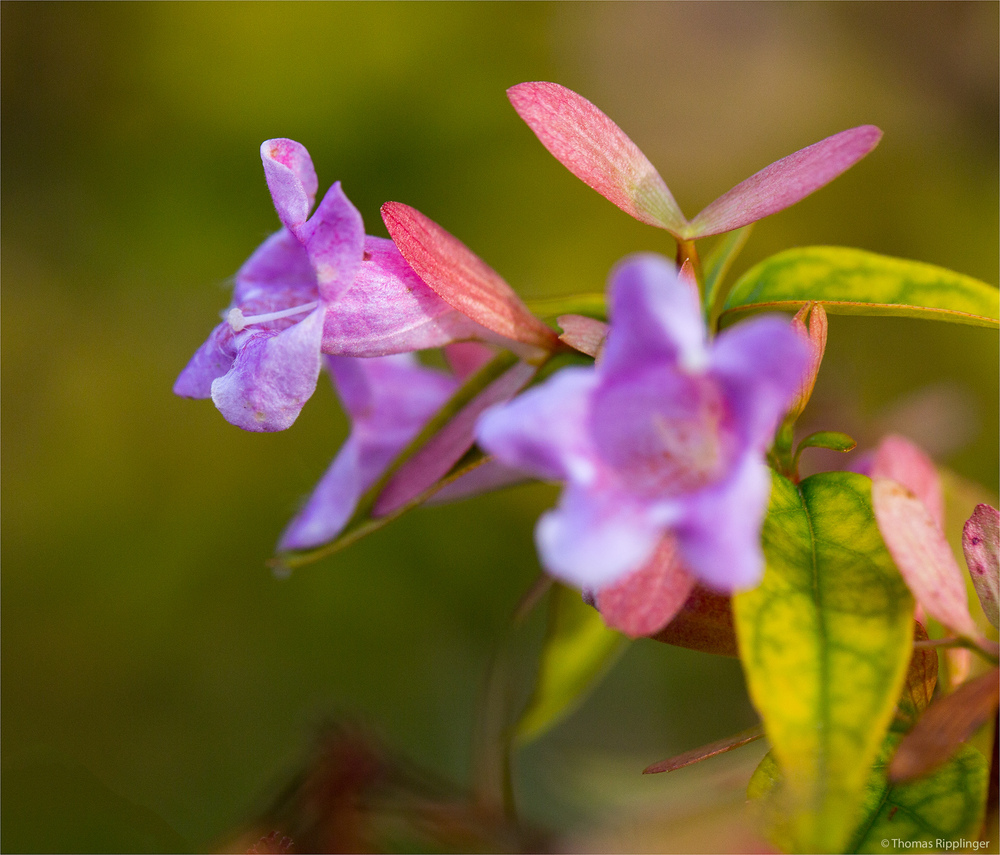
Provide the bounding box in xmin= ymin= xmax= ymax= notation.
xmin=710 ymin=316 xmax=810 ymax=450
xmin=476 ymin=367 xmax=598 ymax=482
xmin=602 ymin=254 xmax=707 ymax=375
xmin=210 ymin=307 xmax=324 ymax=432
xmin=536 ymin=484 xmax=668 ymax=589
xmin=674 ymin=456 xmax=772 ymax=592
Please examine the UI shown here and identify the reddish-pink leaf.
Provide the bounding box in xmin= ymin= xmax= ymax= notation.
xmin=873 ymin=479 xmax=978 ymax=638
xmin=643 ymin=725 xmax=764 ymax=775
xmin=596 ymin=536 xmax=696 ymax=638
xmin=373 ymin=361 xmax=537 ymax=516
xmin=651 ymin=585 xmax=738 ymax=657
xmin=786 ymin=303 xmax=828 ymax=421
xmin=963 ymin=504 xmax=1000 ymax=629
xmin=688 ymin=125 xmax=882 ymax=239
xmin=507 ymin=82 xmax=688 ymax=235
xmin=889 ymin=667 xmax=999 ymax=783
xmin=556 ymin=314 xmax=608 ymax=358
xmin=872 ymin=434 xmax=945 ymax=530
xmin=381 ymin=202 xmax=558 ymax=356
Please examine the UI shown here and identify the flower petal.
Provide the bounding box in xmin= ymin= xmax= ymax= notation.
xmin=261 ymin=138 xmax=319 ymax=232
xmin=476 ymin=366 xmax=598 ymax=482
xmin=536 ymin=483 xmax=670 ymax=589
xmin=174 ymin=322 xmax=235 ymax=398
xmin=279 ymin=354 xmax=458 ymax=550
xmin=507 ymin=82 xmax=687 ymax=235
xmin=688 ymin=125 xmax=882 ymax=238
xmin=278 ymin=436 xmax=363 ymax=551
xmin=963 ymin=504 xmax=999 ymax=629
xmin=871 ymin=434 xmax=944 ymax=531
xmin=674 ymin=455 xmax=772 ymax=591
xmin=374 ymin=361 xmax=537 ymax=515
xmin=381 ymin=202 xmax=559 ymax=356
xmin=872 ymin=478 xmax=979 ymax=638
xmin=210 ymin=307 xmax=324 ymax=432
xmin=234 ymin=229 xmax=317 ymax=306
xmin=601 ymin=254 xmax=707 ymax=376
xmin=321 ymin=237 xmax=493 ymax=356
xmin=300 ymin=181 xmax=365 ymax=300
xmin=709 ymin=315 xmax=810 ymax=451
xmin=595 ymin=536 xmax=696 ymax=637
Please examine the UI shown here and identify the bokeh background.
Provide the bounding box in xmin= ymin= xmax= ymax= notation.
xmin=3 ymin=3 xmax=997 ymax=852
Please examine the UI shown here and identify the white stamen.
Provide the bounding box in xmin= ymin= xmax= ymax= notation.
xmin=226 ymin=301 xmax=319 ymax=332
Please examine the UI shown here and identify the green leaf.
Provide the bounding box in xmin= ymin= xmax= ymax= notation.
xmin=748 ymin=740 xmax=989 ymax=855
xmin=721 ymin=247 xmax=999 ymax=328
xmin=515 ymin=583 xmax=628 ymax=744
xmin=848 ymin=742 xmax=989 ymax=854
xmin=734 ymin=471 xmax=915 ymax=852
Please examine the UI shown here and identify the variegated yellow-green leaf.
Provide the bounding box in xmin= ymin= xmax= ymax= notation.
xmin=748 ymin=739 xmax=989 ymax=855
xmin=734 ymin=471 xmax=914 ymax=853
xmin=516 ymin=583 xmax=628 ymax=744
xmin=721 ymin=247 xmax=999 ymax=328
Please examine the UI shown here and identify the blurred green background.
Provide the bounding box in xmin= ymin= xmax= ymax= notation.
xmin=3 ymin=3 xmax=997 ymax=852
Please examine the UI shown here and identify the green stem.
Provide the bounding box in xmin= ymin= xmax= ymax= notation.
xmin=472 ymin=575 xmax=553 ymax=823
xmin=913 ymin=635 xmax=1000 ymax=664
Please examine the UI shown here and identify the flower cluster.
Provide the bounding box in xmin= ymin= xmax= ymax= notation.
xmin=176 ymin=83 xmax=881 ymax=626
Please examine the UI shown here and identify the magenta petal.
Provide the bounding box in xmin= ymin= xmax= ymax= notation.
xmin=374 ymin=361 xmax=537 ymax=515
xmin=322 ymin=237 xmax=491 ymax=356
xmin=872 ymin=435 xmax=945 ymax=531
xmin=873 ymin=479 xmax=978 ymax=638
xmin=675 ymin=456 xmax=771 ymax=592
xmin=596 ymin=536 xmax=696 ymax=637
xmin=174 ymin=323 xmax=236 ymax=398
xmin=507 ymin=82 xmax=687 ymax=235
xmin=688 ymin=125 xmax=882 ymax=238
xmin=261 ymin=139 xmax=318 ymax=232
xmin=963 ymin=504 xmax=999 ymax=629
xmin=381 ymin=202 xmax=558 ymax=355
xmin=301 ymin=182 xmax=365 ymax=300
xmin=210 ymin=307 xmax=324 ymax=431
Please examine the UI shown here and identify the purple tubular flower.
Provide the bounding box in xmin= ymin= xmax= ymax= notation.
xmin=476 ymin=253 xmax=809 ymax=593
xmin=174 ymin=139 xmax=490 ymax=431
xmin=279 ymin=354 xmax=458 ymax=551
